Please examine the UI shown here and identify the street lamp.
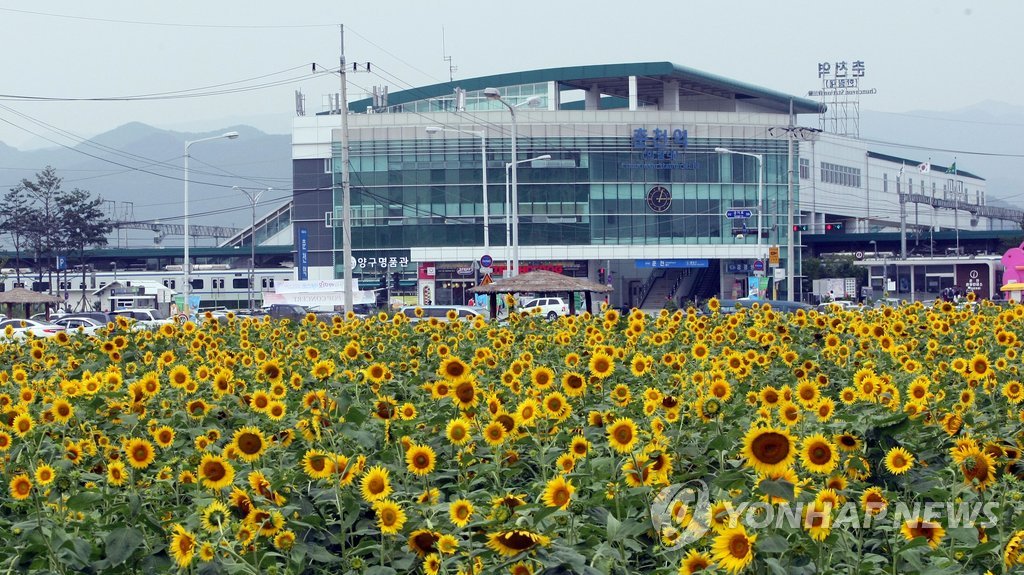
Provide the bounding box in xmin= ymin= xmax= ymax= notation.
xmin=482 ymin=87 xmax=524 ymax=276
xmin=503 ymin=155 xmax=551 ymax=276
xmin=235 ymin=186 xmax=270 ymax=311
xmin=183 ymin=131 xmax=239 ymax=315
xmin=715 ymin=146 xmax=764 ymax=267
xmin=425 ymin=126 xmax=489 ymax=250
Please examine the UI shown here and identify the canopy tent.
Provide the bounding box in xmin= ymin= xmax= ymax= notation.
xmin=0 ymin=287 xmax=64 ymax=319
xmin=469 ymin=270 xmax=613 ymax=319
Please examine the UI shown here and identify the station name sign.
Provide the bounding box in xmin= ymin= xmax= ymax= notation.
xmin=810 ymin=59 xmax=876 ymax=97
xmin=622 ymin=128 xmax=699 ymax=170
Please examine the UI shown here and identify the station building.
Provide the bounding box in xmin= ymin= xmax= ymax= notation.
xmin=291 ymin=61 xmax=995 ymax=308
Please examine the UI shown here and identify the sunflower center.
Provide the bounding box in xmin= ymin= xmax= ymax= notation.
xmin=751 ymin=432 xmax=790 ymax=465
xmin=614 ymin=426 xmax=633 ymax=444
xmin=203 ymin=462 xmax=225 ymax=481
xmin=810 ymin=444 xmax=831 ymax=464
xmin=238 ymin=434 xmax=262 ymax=454
xmin=368 ymin=477 xmax=384 ymax=494
xmin=728 ymin=534 xmax=750 ymax=557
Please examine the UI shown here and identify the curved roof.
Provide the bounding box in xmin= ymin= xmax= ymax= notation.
xmin=350 ymin=61 xmax=824 ymax=114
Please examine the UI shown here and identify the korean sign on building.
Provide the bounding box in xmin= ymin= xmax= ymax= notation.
xmin=622 ymin=127 xmax=699 ymax=170
xmin=809 ymin=59 xmax=876 ymax=97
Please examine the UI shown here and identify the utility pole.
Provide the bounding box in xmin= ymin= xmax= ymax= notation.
xmin=899 ymin=170 xmax=907 ymax=259
xmin=339 ymin=24 xmax=354 ymax=313
xmin=786 ymin=100 xmax=795 ymax=302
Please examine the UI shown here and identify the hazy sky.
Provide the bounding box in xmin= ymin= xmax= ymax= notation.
xmin=0 ymin=0 xmax=1015 ymax=149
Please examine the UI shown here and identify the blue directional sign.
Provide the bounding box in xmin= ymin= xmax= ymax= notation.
xmin=726 ymin=209 xmax=753 ymax=219
xmin=480 ymin=254 xmax=493 ymax=268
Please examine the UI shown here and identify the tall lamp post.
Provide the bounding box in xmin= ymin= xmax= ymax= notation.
xmin=482 ymin=87 xmax=524 ymax=276
xmin=234 ymin=186 xmax=270 ymax=311
xmin=715 ymin=148 xmax=764 ymax=265
xmin=502 ymin=155 xmax=551 ymax=276
xmin=425 ymin=127 xmax=489 ymax=249
xmin=183 ymin=131 xmax=239 ymax=315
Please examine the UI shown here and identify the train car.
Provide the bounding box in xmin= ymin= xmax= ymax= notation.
xmin=1 ymin=265 xmax=295 ymax=314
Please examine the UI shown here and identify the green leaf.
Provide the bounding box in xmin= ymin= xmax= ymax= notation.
xmin=606 ymin=512 xmax=621 ymax=540
xmin=363 ymin=567 xmax=397 ymax=575
xmin=301 ymin=543 xmax=341 ymax=564
xmin=104 ymin=526 xmax=144 ymax=566
xmin=757 ymin=533 xmax=790 ymax=553
xmin=65 ymin=492 xmax=104 ymax=510
xmin=758 ymin=479 xmax=796 ymax=502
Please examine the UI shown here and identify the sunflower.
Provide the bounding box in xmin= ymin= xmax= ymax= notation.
xmin=9 ymin=473 xmax=31 ymax=500
xmin=201 ymin=500 xmax=230 ymax=533
xmin=231 ymin=426 xmax=268 ymax=462
xmin=959 ymin=447 xmax=997 ymax=491
xmin=569 ymin=435 xmax=590 ymax=459
xmin=486 ymin=529 xmax=551 ymax=557
xmin=302 ymin=449 xmax=333 ymax=480
xmin=710 ymin=525 xmax=755 ymax=574
xmin=273 ymin=530 xmax=296 ymax=552
xmin=11 ymin=413 xmax=33 ymax=437
xmin=152 ymin=426 xmax=176 ymax=448
xmin=741 ymin=425 xmax=796 ymax=476
xmin=834 ymin=432 xmax=861 ymax=452
xmin=106 ymin=460 xmax=127 ymax=486
xmin=198 ymin=453 xmax=235 ymax=490
xmin=482 ymin=421 xmax=507 ymax=447
xmin=543 ymin=392 xmax=569 ymax=419
xmin=679 ymin=549 xmax=715 ymax=574
xmin=407 ymin=529 xmax=439 ymax=556
xmin=438 ymin=357 xmax=470 ymax=380
xmin=900 ymin=517 xmax=945 ymax=549
xmin=169 ymin=524 xmax=196 ymax=568
xmin=588 ymin=352 xmax=615 ymax=379
xmin=561 ymin=372 xmax=587 ymax=397
xmin=860 ymin=486 xmax=887 ymax=516
xmin=34 ymin=463 xmax=55 ymax=486
xmin=799 ymin=434 xmax=839 ymax=475
xmin=360 ymin=465 xmax=393 ymax=502
xmin=531 ymin=366 xmax=555 ymax=389
xmin=445 ymin=418 xmax=472 ymax=446
xmin=516 ymin=399 xmax=540 ymax=426
xmin=405 ymin=444 xmax=437 ymax=476
xmin=124 ymin=437 xmax=156 ymax=469
xmin=884 ymin=446 xmax=914 ymax=475
xmin=1006 ymin=530 xmax=1024 ymax=567
xmin=374 ymin=499 xmax=407 ymax=535
xmin=450 ymin=377 xmax=478 ymax=410
xmin=606 ymin=418 xmax=639 ymax=453
xmin=50 ymin=398 xmax=74 ymax=424
xmin=540 ymin=475 xmax=575 ymax=510
xmin=802 ymin=501 xmax=832 ymax=542
xmin=449 ymin=499 xmax=475 ymax=527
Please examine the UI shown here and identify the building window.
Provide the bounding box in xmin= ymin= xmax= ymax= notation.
xmin=820 ymin=162 xmax=861 ymax=187
xmin=323 ymin=158 xmax=333 ymax=173
xmin=799 ymin=158 xmax=810 ymax=180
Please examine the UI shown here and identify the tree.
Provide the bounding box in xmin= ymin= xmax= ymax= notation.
xmin=0 ymin=188 xmax=34 ymax=285
xmin=12 ymin=167 xmax=63 ymax=288
xmin=58 ymin=188 xmax=113 ymax=310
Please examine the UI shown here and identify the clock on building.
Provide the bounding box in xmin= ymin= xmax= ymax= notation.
xmin=646 ymin=185 xmax=672 ymax=213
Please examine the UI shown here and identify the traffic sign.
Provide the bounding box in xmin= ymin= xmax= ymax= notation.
xmin=480 ymin=254 xmax=493 ymax=268
xmin=480 ymin=274 xmax=493 ymax=286
xmin=753 ymin=259 xmax=765 ymax=272
xmin=769 ymin=246 xmax=780 ymax=266
xmin=726 ymin=208 xmax=753 ymax=219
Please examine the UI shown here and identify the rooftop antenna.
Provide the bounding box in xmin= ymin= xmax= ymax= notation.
xmin=442 ymin=26 xmax=457 ymax=82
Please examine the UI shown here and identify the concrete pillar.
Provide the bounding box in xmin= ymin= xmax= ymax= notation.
xmin=662 ymin=80 xmax=679 ymax=111
xmin=547 ymin=81 xmax=560 ymax=111
xmin=628 ymin=76 xmax=638 ymax=111
xmin=585 ymin=84 xmax=600 ymax=110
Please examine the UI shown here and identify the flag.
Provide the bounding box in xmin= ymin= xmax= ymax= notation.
xmin=898 ymin=164 xmax=905 ymax=178
xmin=946 ymin=161 xmax=957 ymax=174
xmin=917 ymin=161 xmax=931 ymax=173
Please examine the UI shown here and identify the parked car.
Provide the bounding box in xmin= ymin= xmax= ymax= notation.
xmin=52 ymin=316 xmax=107 ymax=336
xmin=399 ymin=305 xmax=484 ymax=322
xmin=61 ymin=312 xmax=112 ymax=324
xmin=264 ymin=303 xmax=309 ymax=321
xmin=816 ymin=300 xmax=859 ymax=313
xmin=30 ymin=311 xmax=68 ymax=322
xmin=110 ymin=308 xmax=173 ymax=329
xmin=520 ymin=297 xmax=570 ymax=320
xmin=0 ymin=318 xmax=66 ymax=339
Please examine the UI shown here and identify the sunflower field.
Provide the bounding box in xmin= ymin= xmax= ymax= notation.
xmin=2 ymin=298 xmax=1024 ymax=574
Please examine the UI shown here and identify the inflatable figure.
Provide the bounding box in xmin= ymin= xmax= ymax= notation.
xmin=1001 ymin=242 xmax=1024 ymax=285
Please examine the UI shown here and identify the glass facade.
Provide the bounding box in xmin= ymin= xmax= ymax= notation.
xmin=332 ymin=136 xmax=793 ymax=253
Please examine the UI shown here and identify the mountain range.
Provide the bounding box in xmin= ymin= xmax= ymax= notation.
xmin=0 ymin=101 xmax=1021 ymax=248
